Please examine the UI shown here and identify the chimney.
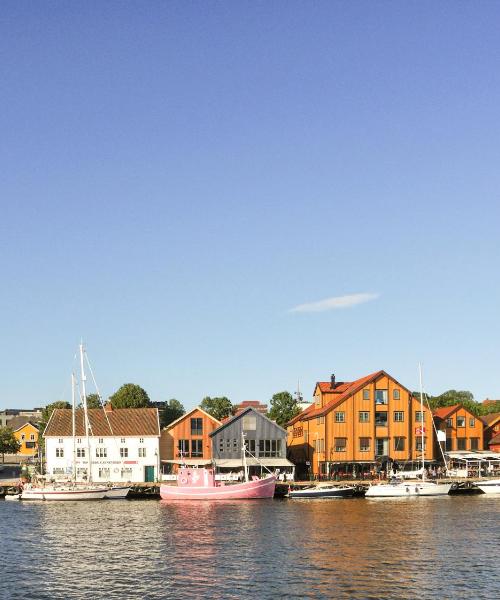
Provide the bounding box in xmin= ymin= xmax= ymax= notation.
xmin=330 ymin=374 xmax=336 ymax=389
xmin=104 ymin=402 xmax=113 ymax=413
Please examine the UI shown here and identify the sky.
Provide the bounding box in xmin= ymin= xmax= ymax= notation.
xmin=1 ymin=2 xmax=500 ymax=410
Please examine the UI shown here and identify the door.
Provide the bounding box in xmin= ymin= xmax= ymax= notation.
xmin=144 ymin=465 xmax=155 ymax=482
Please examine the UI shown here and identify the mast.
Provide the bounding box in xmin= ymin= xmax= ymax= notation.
xmin=71 ymin=372 xmax=76 ymax=481
xmin=79 ymin=342 xmax=92 ymax=482
xmin=419 ymin=363 xmax=425 ymax=480
xmin=241 ymin=432 xmax=249 ymax=483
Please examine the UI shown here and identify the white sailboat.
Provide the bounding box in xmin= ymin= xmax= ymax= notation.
xmin=475 ymin=479 xmax=500 ymax=494
xmin=365 ymin=365 xmax=452 ymax=498
xmin=22 ymin=345 xmax=107 ymax=501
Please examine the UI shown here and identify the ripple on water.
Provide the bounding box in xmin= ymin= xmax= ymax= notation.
xmin=0 ymin=495 xmax=499 ymax=599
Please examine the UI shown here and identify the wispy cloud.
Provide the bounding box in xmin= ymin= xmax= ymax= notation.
xmin=289 ymin=292 xmax=380 ymax=313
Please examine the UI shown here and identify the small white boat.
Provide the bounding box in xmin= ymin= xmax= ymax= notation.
xmin=475 ymin=479 xmax=500 ymax=494
xmin=21 ymin=483 xmax=107 ymax=501
xmin=288 ymin=484 xmax=355 ymax=499
xmin=365 ymin=479 xmax=452 ymax=497
xmin=4 ymin=493 xmax=21 ymax=501
xmin=104 ymin=486 xmax=131 ymax=499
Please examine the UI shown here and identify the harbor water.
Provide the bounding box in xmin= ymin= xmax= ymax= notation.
xmin=1 ymin=495 xmax=498 ymax=599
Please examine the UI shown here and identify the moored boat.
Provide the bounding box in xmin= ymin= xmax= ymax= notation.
xmin=365 ymin=479 xmax=452 ymax=497
xmin=475 ymin=479 xmax=500 ymax=494
xmin=160 ymin=466 xmax=276 ymax=500
xmin=21 ymin=482 xmax=107 ymax=501
xmin=104 ymin=485 xmax=131 ymax=499
xmin=287 ymin=484 xmax=355 ymax=499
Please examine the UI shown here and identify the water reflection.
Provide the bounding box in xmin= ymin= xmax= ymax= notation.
xmin=0 ymin=496 xmax=498 ymax=599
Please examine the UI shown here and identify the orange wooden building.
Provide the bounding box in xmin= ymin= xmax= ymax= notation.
xmin=287 ymin=370 xmax=435 ymax=478
xmin=8 ymin=417 xmax=40 ymax=457
xmin=433 ymin=404 xmax=484 ymax=453
xmin=159 ymin=407 xmax=221 ymax=473
xmin=481 ymin=412 xmax=500 ymax=452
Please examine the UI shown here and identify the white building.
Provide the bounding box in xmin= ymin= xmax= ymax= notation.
xmin=44 ymin=406 xmax=160 ymax=483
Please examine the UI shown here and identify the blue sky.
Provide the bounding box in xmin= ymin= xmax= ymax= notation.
xmin=1 ymin=2 xmax=499 ymax=410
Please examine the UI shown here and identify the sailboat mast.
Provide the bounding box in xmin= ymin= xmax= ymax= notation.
xmin=242 ymin=432 xmax=249 ymax=483
xmin=71 ymin=372 xmax=76 ymax=481
xmin=79 ymin=342 xmax=92 ymax=482
xmin=418 ymin=363 xmax=425 ymax=480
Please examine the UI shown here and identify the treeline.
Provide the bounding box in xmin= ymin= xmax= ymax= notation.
xmin=413 ymin=389 xmax=500 ymax=417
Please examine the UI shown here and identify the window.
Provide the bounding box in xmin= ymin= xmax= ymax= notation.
xmin=30 ymin=434 xmax=35 ymax=440
xmin=120 ymin=447 xmax=128 ymax=458
xmin=77 ymin=438 xmax=82 ymax=443
xmin=259 ymin=439 xmax=282 ymax=457
xmin=446 ymin=438 xmax=453 ymax=451
xmin=178 ymin=440 xmax=189 ymax=456
xmin=334 ymin=438 xmax=346 ymax=452
xmin=457 ymin=438 xmax=466 ymax=450
xmin=225 ymin=439 xmax=231 ymax=451
xmin=21 ymin=434 xmax=25 ymax=440
xmin=304 ymin=431 xmax=308 ymax=443
xmin=96 ymin=447 xmax=107 ymax=458
xmin=363 ymin=389 xmax=370 ymax=400
xmin=359 ymin=437 xmax=370 ymax=452
xmin=457 ymin=416 xmax=465 ymax=428
xmin=58 ymin=438 xmax=63 ymax=443
xmin=233 ymin=439 xmax=238 ymax=452
xmin=247 ymin=439 xmax=256 ymax=454
xmin=316 ymin=416 xmax=325 ymax=425
xmin=191 ymin=440 xmax=203 ymax=457
xmin=53 ymin=467 xmax=65 ymax=475
xmin=335 ymin=411 xmax=345 ymax=423
xmin=446 ymin=418 xmax=453 ymax=428
xmin=121 ymin=438 xmax=126 ymax=444
xmin=77 ymin=448 xmax=86 ymax=458
xmin=375 ymin=390 xmax=388 ymax=405
xmin=98 ymin=468 xmax=110 ymax=479
xmin=56 ymin=447 xmax=64 ymax=458
xmin=26 ymin=441 xmax=36 ymax=448
xmin=242 ymin=415 xmax=256 ymax=430
xmin=359 ymin=412 xmax=369 ymax=423
xmin=98 ymin=438 xmax=104 ymax=444
xmin=191 ymin=418 xmax=203 ymax=436
xmin=416 ymin=437 xmax=427 ymax=451
xmin=121 ymin=467 xmax=133 ymax=479
xmin=393 ymin=411 xmax=404 ymax=422
xmin=415 ymin=411 xmax=425 ymax=423
xmin=293 ymin=426 xmax=303 ymax=438
xmin=393 ymin=389 xmax=400 ymax=400
xmin=219 ymin=439 xmax=224 ymax=453
xmin=470 ymin=438 xmax=479 ymax=450
xmin=138 ymin=447 xmax=146 ymax=458
xmin=375 ymin=412 xmax=388 ymax=426
xmin=76 ymin=468 xmax=88 ymax=479
xmin=139 ymin=438 xmax=144 ymax=443
xmin=393 ymin=437 xmax=405 ymax=451
xmin=469 ymin=417 xmax=475 ymax=427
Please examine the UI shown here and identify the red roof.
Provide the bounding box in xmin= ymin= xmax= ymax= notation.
xmin=432 ymin=405 xmax=461 ymax=420
xmin=489 ymin=432 xmax=500 ymax=446
xmin=44 ymin=408 xmax=160 ymax=437
xmin=287 ymin=370 xmax=388 ymax=425
xmin=481 ymin=412 xmax=500 ymax=429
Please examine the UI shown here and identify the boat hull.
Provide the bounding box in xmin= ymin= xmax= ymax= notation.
xmin=21 ymin=486 xmax=107 ymax=501
xmin=288 ymin=486 xmax=355 ymax=499
xmin=476 ymin=479 xmax=500 ymax=494
xmin=160 ymin=475 xmax=276 ymax=500
xmin=104 ymin=486 xmax=131 ymax=499
xmin=365 ymin=481 xmax=452 ymax=497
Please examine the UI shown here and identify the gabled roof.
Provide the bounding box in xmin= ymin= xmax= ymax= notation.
xmin=163 ymin=407 xmax=221 ymax=431
xmin=489 ymin=432 xmax=500 ymax=446
xmin=480 ymin=412 xmax=500 ymax=429
xmin=209 ymin=406 xmax=287 ymax=437
xmin=432 ymin=405 xmax=461 ymax=420
xmin=7 ymin=416 xmax=40 ymax=432
xmin=44 ymin=408 xmax=160 ymax=437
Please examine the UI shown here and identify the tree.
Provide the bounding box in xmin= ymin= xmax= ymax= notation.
xmin=109 ymin=383 xmax=151 ymax=408
xmin=200 ymin=396 xmax=233 ymax=421
xmin=268 ymin=391 xmax=301 ymax=427
xmin=414 ymin=389 xmax=480 ymax=416
xmin=83 ymin=393 xmax=102 ymax=409
xmin=160 ymin=399 xmax=185 ymax=428
xmin=0 ymin=427 xmax=21 ymax=463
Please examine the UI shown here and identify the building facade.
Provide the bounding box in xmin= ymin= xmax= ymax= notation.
xmin=287 ymin=371 xmax=436 ymax=478
xmin=8 ymin=417 xmax=40 ymax=457
xmin=481 ymin=412 xmax=500 ymax=452
xmin=433 ymin=405 xmax=484 ymax=454
xmin=44 ymin=406 xmax=160 ymax=483
xmin=210 ymin=407 xmax=293 ymax=475
xmin=160 ymin=407 xmax=221 ymax=472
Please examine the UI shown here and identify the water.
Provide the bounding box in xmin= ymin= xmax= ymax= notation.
xmin=1 ymin=495 xmax=498 ymax=599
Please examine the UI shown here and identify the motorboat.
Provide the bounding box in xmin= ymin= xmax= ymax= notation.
xmin=287 ymin=483 xmax=355 ymax=499
xmin=365 ymin=479 xmax=452 ymax=497
xmin=104 ymin=485 xmax=131 ymax=499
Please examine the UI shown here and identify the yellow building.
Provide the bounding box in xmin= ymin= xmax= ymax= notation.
xmin=9 ymin=418 xmax=40 ymax=457
xmin=287 ymin=371 xmax=435 ymax=479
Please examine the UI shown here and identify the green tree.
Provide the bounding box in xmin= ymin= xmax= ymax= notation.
xmin=160 ymin=399 xmax=185 ymax=428
xmin=0 ymin=427 xmax=21 ymax=463
xmin=200 ymin=396 xmax=233 ymax=421
xmin=109 ymin=383 xmax=151 ymax=408
xmin=415 ymin=389 xmax=480 ymax=416
xmin=77 ymin=393 xmax=102 ymax=409
xmin=268 ymin=391 xmax=301 ymax=427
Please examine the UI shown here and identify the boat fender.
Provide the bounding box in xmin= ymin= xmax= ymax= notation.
xmin=179 ymin=477 xmax=188 ymax=484
xmin=0 ymin=486 xmax=4 ymax=495
xmin=450 ymin=482 xmax=458 ymax=491
xmin=415 ymin=486 xmax=419 ymax=494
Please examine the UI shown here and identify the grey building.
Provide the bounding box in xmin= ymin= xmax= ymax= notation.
xmin=209 ymin=407 xmax=294 ymax=475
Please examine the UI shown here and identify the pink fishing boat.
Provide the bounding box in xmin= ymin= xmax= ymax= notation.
xmin=160 ymin=467 xmax=276 ymax=500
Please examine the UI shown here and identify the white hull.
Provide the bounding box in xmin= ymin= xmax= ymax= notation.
xmin=476 ymin=479 xmax=500 ymax=494
xmin=365 ymin=481 xmax=452 ymax=497
xmin=22 ymin=485 xmax=107 ymax=501
xmin=104 ymin=486 xmax=131 ymax=499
